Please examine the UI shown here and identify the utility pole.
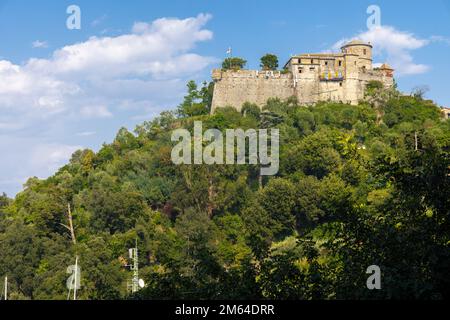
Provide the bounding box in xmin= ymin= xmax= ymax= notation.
xmin=4 ymin=276 xmax=7 ymax=301
xmin=414 ymin=131 xmax=418 ymax=151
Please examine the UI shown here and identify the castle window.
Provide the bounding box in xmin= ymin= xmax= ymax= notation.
xmin=325 ymin=61 xmax=328 ymax=66
xmin=339 ymin=61 xmax=342 ymax=67
xmin=363 ymin=49 xmax=367 ymax=55
xmin=309 ymin=67 xmax=315 ymax=71
xmin=339 ymin=82 xmax=343 ymax=87
xmin=311 ymin=59 xmax=314 ymax=64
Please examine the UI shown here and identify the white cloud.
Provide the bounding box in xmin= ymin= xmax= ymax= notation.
xmin=430 ymin=35 xmax=450 ymax=46
xmin=32 ymin=40 xmax=48 ymax=48
xmin=80 ymin=105 xmax=113 ymax=118
xmin=27 ymin=13 xmax=215 ymax=79
xmin=76 ymin=131 xmax=96 ymax=137
xmin=0 ymin=60 xmax=79 ymax=115
xmin=30 ymin=144 xmax=82 ymax=173
xmin=0 ymin=13 xmax=215 ymax=118
xmin=332 ymin=25 xmax=430 ymax=76
xmin=0 ymin=136 xmax=82 ymax=195
xmin=0 ymin=13 xmax=217 ymax=196
xmin=91 ymin=14 xmax=107 ymax=27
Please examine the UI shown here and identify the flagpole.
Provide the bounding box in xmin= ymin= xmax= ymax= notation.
xmin=227 ymin=46 xmax=233 ymax=69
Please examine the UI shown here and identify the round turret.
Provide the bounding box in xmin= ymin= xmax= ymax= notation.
xmin=341 ymin=40 xmax=373 ymax=70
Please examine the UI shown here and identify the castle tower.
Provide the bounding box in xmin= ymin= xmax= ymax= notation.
xmin=341 ymin=40 xmax=373 ymax=70
xmin=379 ymin=63 xmax=394 ymax=78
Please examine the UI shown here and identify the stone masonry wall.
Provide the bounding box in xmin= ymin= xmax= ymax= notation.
xmin=211 ymin=68 xmax=393 ymax=112
xmin=211 ymin=70 xmax=294 ymax=112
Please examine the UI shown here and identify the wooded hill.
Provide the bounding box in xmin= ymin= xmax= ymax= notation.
xmin=0 ymin=80 xmax=449 ymax=300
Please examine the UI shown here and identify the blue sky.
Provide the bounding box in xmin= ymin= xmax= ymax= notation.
xmin=0 ymin=0 xmax=449 ymax=196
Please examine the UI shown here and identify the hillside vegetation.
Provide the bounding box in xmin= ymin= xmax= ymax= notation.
xmin=0 ymin=81 xmax=449 ymax=300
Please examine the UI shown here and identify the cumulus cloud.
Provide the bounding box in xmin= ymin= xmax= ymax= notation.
xmin=0 ymin=60 xmax=78 ymax=115
xmin=27 ymin=13 xmax=214 ymax=79
xmin=0 ymin=13 xmax=215 ymax=118
xmin=0 ymin=13 xmax=217 ymax=196
xmin=332 ymin=25 xmax=430 ymax=76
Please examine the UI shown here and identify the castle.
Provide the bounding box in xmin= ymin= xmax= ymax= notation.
xmin=211 ymin=40 xmax=395 ymax=112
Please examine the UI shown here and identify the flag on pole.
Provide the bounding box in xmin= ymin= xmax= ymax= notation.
xmin=226 ymin=47 xmax=232 ymax=56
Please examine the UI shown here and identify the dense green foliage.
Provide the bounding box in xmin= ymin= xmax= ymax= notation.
xmin=0 ymin=81 xmax=449 ymax=300
xmin=260 ymin=54 xmax=279 ymax=71
xmin=176 ymin=80 xmax=214 ymax=118
xmin=222 ymin=57 xmax=247 ymax=71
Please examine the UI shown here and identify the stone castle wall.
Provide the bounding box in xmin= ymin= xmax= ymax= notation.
xmin=211 ymin=41 xmax=394 ymax=112
xmin=211 ymin=68 xmax=393 ymax=112
xmin=211 ymin=70 xmax=294 ymax=112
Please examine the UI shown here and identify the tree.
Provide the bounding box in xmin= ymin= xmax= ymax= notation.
xmin=411 ymin=85 xmax=430 ymax=99
xmin=259 ymin=178 xmax=296 ymax=239
xmin=222 ymin=57 xmax=247 ymax=71
xmin=258 ymin=236 xmax=331 ymax=299
xmin=283 ymin=129 xmax=342 ymax=178
xmin=177 ymin=81 xmax=211 ymax=117
xmin=260 ymin=54 xmax=279 ymax=71
xmin=241 ymin=102 xmax=261 ymax=121
xmin=241 ymin=200 xmax=274 ymax=259
xmin=365 ymin=80 xmax=398 ymax=124
xmin=82 ymin=184 xmax=147 ymax=234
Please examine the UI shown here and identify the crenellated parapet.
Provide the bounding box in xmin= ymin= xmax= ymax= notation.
xmin=212 ymin=69 xmax=293 ymax=81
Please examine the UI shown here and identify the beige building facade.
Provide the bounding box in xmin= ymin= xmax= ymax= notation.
xmin=211 ymin=40 xmax=395 ymax=112
xmin=441 ymin=107 xmax=450 ymax=119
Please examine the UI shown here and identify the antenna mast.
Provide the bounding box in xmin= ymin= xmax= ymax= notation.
xmin=127 ymin=239 xmax=145 ymax=294
xmin=128 ymin=239 xmax=139 ymax=293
